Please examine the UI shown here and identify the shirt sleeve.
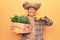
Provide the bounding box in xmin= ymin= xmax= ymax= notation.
xmin=40 ymin=17 xmax=53 ymax=26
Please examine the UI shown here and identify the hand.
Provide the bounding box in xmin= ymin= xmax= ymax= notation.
xmin=24 ymin=24 xmax=33 ymax=29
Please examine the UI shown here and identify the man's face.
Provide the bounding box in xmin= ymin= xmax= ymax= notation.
xmin=28 ymin=7 xmax=36 ymax=17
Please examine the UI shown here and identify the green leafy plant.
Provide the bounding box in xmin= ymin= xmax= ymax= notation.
xmin=11 ymin=15 xmax=19 ymax=22
xmin=11 ymin=15 xmax=31 ymax=24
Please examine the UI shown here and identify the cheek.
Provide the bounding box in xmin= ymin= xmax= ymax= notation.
xmin=29 ymin=13 xmax=35 ymax=16
xmin=29 ymin=10 xmax=36 ymax=13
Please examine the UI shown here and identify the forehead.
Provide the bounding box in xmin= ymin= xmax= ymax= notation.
xmin=28 ymin=7 xmax=36 ymax=10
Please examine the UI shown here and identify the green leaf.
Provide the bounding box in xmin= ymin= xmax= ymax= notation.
xmin=10 ymin=15 xmax=31 ymax=24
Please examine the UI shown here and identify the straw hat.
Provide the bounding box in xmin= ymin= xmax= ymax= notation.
xmin=23 ymin=2 xmax=41 ymax=10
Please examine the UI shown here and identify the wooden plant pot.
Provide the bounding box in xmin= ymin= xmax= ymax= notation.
xmin=11 ymin=22 xmax=33 ymax=34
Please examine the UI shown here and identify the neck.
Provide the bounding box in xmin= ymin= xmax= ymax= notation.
xmin=28 ymin=16 xmax=34 ymax=18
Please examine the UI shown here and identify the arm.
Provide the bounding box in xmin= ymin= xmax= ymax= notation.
xmin=40 ymin=16 xmax=53 ymax=26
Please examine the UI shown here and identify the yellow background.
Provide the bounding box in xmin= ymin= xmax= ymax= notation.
xmin=0 ymin=0 xmax=60 ymax=40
